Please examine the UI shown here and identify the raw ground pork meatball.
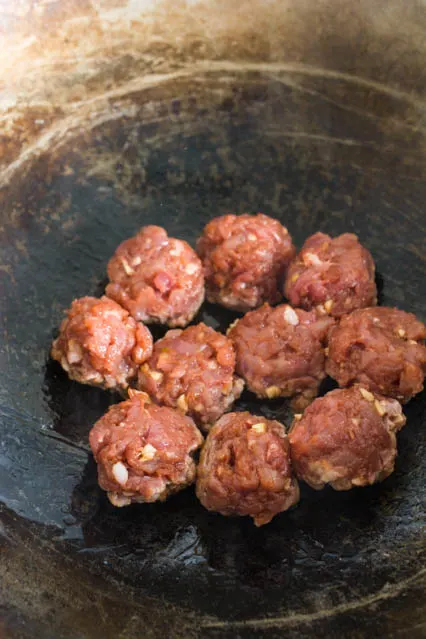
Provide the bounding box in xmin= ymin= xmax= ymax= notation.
xmin=89 ymin=391 xmax=203 ymax=507
xmin=196 ymin=412 xmax=299 ymax=526
xmin=284 ymin=232 xmax=377 ymax=317
xmin=326 ymin=307 xmax=426 ymax=403
xmin=137 ymin=323 xmax=244 ymax=431
xmin=51 ymin=296 xmax=153 ymax=391
xmin=197 ymin=213 xmax=295 ymax=311
xmin=228 ymin=303 xmax=334 ymax=408
xmin=106 ymin=225 xmax=204 ymax=327
xmin=289 ymin=385 xmax=406 ymax=491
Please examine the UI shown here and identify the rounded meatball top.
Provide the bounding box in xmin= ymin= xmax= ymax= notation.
xmin=197 ymin=213 xmax=295 ymax=311
xmin=284 ymin=232 xmax=377 ymax=317
xmin=90 ymin=391 xmax=203 ymax=506
xmin=228 ymin=303 xmax=334 ymax=400
xmin=138 ymin=322 xmax=244 ymax=430
xmin=51 ymin=295 xmax=153 ymax=390
xmin=326 ymin=306 xmax=426 ymax=402
xmin=106 ymin=225 xmax=204 ymax=327
xmin=289 ymin=385 xmax=406 ymax=491
xmin=196 ymin=411 xmax=299 ymax=526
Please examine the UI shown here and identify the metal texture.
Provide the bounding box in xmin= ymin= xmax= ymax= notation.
xmin=0 ymin=1 xmax=425 ymax=637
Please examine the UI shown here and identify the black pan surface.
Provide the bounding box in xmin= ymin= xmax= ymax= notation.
xmin=1 ymin=4 xmax=426 ymax=637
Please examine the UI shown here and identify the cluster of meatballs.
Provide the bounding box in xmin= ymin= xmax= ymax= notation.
xmin=52 ymin=214 xmax=426 ymax=526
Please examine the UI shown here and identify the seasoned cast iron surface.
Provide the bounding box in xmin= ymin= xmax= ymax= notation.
xmin=0 ymin=65 xmax=425 ymax=638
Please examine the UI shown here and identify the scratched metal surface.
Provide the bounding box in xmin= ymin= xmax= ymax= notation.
xmin=0 ymin=2 xmax=426 ymax=638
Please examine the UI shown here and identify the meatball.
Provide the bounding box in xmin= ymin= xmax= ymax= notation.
xmin=289 ymin=385 xmax=406 ymax=491
xmin=196 ymin=412 xmax=299 ymax=526
xmin=89 ymin=391 xmax=203 ymax=507
xmin=284 ymin=232 xmax=377 ymax=317
xmin=106 ymin=225 xmax=204 ymax=327
xmin=326 ymin=306 xmax=426 ymax=403
xmin=137 ymin=322 xmax=244 ymax=431
xmin=51 ymin=296 xmax=153 ymax=391
xmin=228 ymin=303 xmax=334 ymax=408
xmin=197 ymin=213 xmax=295 ymax=311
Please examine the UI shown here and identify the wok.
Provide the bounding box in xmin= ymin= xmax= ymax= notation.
xmin=0 ymin=1 xmax=425 ymax=637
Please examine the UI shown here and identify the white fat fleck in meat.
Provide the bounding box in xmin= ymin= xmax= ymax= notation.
xmin=84 ymin=371 xmax=104 ymax=383
xmin=67 ymin=339 xmax=83 ymax=364
xmin=108 ymin=492 xmax=132 ymax=507
xmin=324 ymin=299 xmax=334 ymax=313
xmin=139 ymin=443 xmax=157 ymax=461
xmin=380 ymin=398 xmax=406 ymax=431
xmin=303 ymin=252 xmax=323 ymax=266
xmin=247 ymin=233 xmax=257 ymax=241
xmin=121 ymin=257 xmax=135 ymax=275
xmin=112 ymin=461 xmax=129 ymax=486
xmin=266 ymin=385 xmax=281 ymax=399
xmin=359 ymin=387 xmax=375 ymax=402
xmin=226 ymin=318 xmax=239 ymax=334
xmin=185 ymin=262 xmax=199 ymax=275
xmin=351 ymin=477 xmax=368 ymax=487
xmin=177 ymin=393 xmax=189 ymax=412
xmin=251 ymin=422 xmax=266 ymax=433
xmin=102 ymin=308 xmax=125 ymax=319
xmin=150 ymin=370 xmax=163 ymax=381
xmin=142 ymin=364 xmax=163 ymax=382
xmin=315 ymin=463 xmax=342 ymax=483
xmin=374 ymin=400 xmax=386 ymax=416
xmin=271 ymin=229 xmax=285 ymax=242
xmin=169 ymin=243 xmax=184 ymax=257
xmin=283 ymin=306 xmax=299 ymax=326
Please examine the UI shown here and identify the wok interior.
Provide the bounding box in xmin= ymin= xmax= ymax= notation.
xmin=1 ymin=2 xmax=426 ymax=637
